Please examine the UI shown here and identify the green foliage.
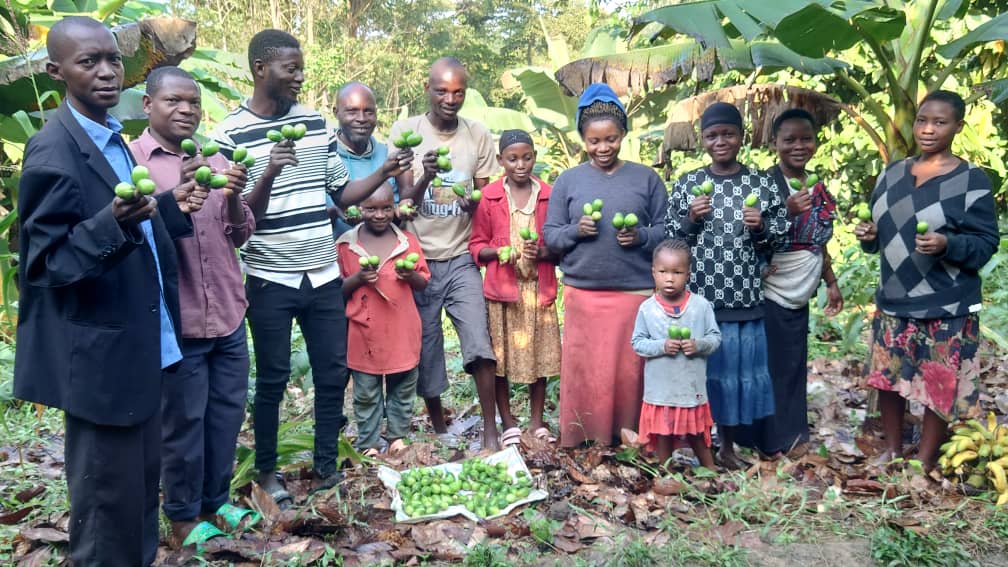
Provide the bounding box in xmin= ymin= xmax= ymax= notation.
xmin=870 ymin=523 xmax=972 ymax=567
xmin=605 ymin=536 xmax=660 ymax=567
xmin=462 ymin=542 xmax=509 ymax=567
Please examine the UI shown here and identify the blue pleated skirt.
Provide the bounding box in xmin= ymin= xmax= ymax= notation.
xmin=706 ymin=319 xmax=775 ymax=426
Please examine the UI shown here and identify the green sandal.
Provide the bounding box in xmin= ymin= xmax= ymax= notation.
xmin=215 ymin=503 xmax=262 ymax=531
xmin=182 ymin=520 xmax=229 ymax=547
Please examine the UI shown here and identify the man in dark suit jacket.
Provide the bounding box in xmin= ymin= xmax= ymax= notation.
xmin=13 ymin=16 xmax=208 ymax=566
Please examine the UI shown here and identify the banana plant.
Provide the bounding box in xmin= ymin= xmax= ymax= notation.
xmin=593 ymin=0 xmax=1008 ymax=161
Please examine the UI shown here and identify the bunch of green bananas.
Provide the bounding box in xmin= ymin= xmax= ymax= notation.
xmin=938 ymin=412 xmax=1008 ymax=506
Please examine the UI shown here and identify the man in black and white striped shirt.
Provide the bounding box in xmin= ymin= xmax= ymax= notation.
xmin=212 ymin=29 xmax=410 ymax=506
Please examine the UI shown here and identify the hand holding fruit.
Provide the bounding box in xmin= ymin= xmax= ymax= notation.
xmin=179 ymin=153 xmax=210 ymax=184
xmin=914 ymin=224 xmax=947 ymax=256
xmin=394 ymin=253 xmax=421 ymax=279
xmin=221 ymin=166 xmax=248 ymax=198
xmin=381 ymin=148 xmax=414 ymax=178
xmin=785 ymin=189 xmax=812 ymax=216
xmin=681 ymin=338 xmax=698 ymax=357
xmin=663 ymin=338 xmax=681 ymax=355
xmin=344 ymin=205 xmax=362 ymax=224
xmin=265 ymin=139 xmax=298 ymax=177
xmin=497 ymin=245 xmax=515 ymax=265
xmin=420 ymin=151 xmax=440 ymax=180
xmin=854 ymin=218 xmax=877 ymax=242
xmin=576 ymin=213 xmax=599 ymax=238
xmin=397 ymin=199 xmax=418 ymax=221
xmin=113 ymin=165 xmax=159 ymax=221
xmin=687 ymin=194 xmax=712 ymax=222
xmin=172 ymin=179 xmax=210 ymax=214
xmin=741 ymin=194 xmax=763 ymax=230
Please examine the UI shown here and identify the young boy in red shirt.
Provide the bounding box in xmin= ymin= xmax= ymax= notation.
xmin=337 ymin=183 xmax=430 ymax=454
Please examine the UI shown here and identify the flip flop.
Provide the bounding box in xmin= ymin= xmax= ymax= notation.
xmin=533 ymin=427 xmax=557 ymax=443
xmin=501 ymin=427 xmax=522 ymax=447
xmin=214 ymin=503 xmax=261 ymax=531
xmin=182 ymin=521 xmax=229 ymax=548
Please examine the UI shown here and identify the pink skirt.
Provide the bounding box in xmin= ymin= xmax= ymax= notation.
xmin=559 ymin=286 xmax=646 ymax=447
xmin=638 ymin=402 xmax=713 ymax=452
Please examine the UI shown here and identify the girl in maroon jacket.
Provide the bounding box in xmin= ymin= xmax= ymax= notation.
xmin=470 ymin=130 xmax=561 ymax=445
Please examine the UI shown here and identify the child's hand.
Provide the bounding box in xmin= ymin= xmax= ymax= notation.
xmin=577 ymin=215 xmax=599 ymax=238
xmin=688 ymin=195 xmax=712 ymax=222
xmin=663 ymin=339 xmax=681 ymax=355
xmin=854 ymin=221 xmax=877 ymax=242
xmin=359 ymin=267 xmax=380 ymax=285
xmin=616 ymin=227 xmax=640 ymax=248
xmin=521 ymin=240 xmax=538 ymax=261
xmin=742 ymin=206 xmax=763 ymax=231
xmin=681 ymin=339 xmax=697 ymax=357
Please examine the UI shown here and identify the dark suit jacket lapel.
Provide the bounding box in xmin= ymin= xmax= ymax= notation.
xmin=55 ymin=103 xmax=121 ymax=193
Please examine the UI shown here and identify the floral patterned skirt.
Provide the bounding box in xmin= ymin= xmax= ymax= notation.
xmin=863 ymin=311 xmax=981 ymax=422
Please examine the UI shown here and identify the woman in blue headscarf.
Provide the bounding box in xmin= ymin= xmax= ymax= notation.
xmin=543 ymin=83 xmax=668 ymax=448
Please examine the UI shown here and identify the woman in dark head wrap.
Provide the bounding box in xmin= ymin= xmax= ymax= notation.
xmin=542 ymin=83 xmax=668 ymax=448
xmin=666 ymin=101 xmax=789 ymax=469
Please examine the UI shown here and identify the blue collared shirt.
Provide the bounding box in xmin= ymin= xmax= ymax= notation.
xmin=67 ymin=102 xmax=183 ymax=369
xmin=326 ymin=134 xmax=398 ymax=237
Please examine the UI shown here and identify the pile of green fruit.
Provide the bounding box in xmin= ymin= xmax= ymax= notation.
xmin=787 ymin=173 xmax=819 ymax=191
xmin=611 ymin=212 xmax=638 ymax=230
xmin=392 ymin=128 xmax=423 ymax=149
xmin=266 ymin=123 xmax=307 ymax=143
xmin=938 ymin=413 xmax=1008 ymax=506
xmin=396 ymin=459 xmax=534 ymax=519
xmin=582 ymin=198 xmax=603 ymax=222
xmin=114 ymin=165 xmax=157 ymax=200
xmin=394 ymin=253 xmax=420 ymax=271
xmin=690 ymin=180 xmax=714 ymax=196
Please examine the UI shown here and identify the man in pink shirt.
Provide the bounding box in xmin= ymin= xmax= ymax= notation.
xmin=130 ymin=66 xmax=256 ymax=546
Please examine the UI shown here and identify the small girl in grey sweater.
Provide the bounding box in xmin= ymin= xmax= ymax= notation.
xmin=631 ymin=239 xmax=721 ymax=468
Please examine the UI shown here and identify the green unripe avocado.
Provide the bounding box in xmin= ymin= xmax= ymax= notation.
xmin=857 ymin=204 xmax=872 ymax=222
xmin=136 ymin=178 xmax=156 ymax=196
xmin=436 ymin=146 xmax=450 ymax=156
xmin=232 ymin=146 xmax=248 ymax=163
xmin=744 ymin=194 xmax=758 ymax=207
xmin=582 ymin=203 xmax=593 ymax=216
xmin=452 ymin=183 xmax=466 ymax=197
xmin=592 ymin=198 xmax=603 ymax=212
xmin=201 ymin=141 xmax=219 ymax=157
xmin=437 ymin=156 xmax=452 ymax=171
xmin=680 ymin=327 xmax=691 ymax=339
xmin=194 ymin=166 xmax=213 ymax=185
xmin=131 ymin=165 xmax=149 ymax=184
xmin=406 ymin=133 xmax=423 ymax=147
xmin=403 ymin=260 xmax=416 ymax=271
xmin=242 ymin=156 xmax=256 ymax=168
xmin=805 ymin=173 xmax=819 ymax=188
xmin=209 ymin=174 xmax=229 ymax=189
xmin=266 ymin=130 xmax=284 ymax=143
xmin=470 ymin=189 xmax=482 ymax=202
xmin=788 ymin=178 xmax=803 ymax=190
xmin=406 ymin=253 xmax=420 ymax=263
xmin=368 ymin=255 xmax=381 ymax=267
xmin=691 ymin=186 xmax=702 ymax=196
xmin=668 ymin=326 xmax=681 ymax=339
xmin=612 ymin=212 xmax=625 ymax=229
xmin=623 ymin=213 xmax=639 ymax=228
xmin=291 ymin=123 xmax=307 ymax=140
xmin=395 ymin=259 xmax=406 ymax=269
xmin=916 ymin=221 xmax=929 ymax=234
xmin=281 ymin=124 xmax=295 ymax=139
xmin=114 ymin=182 xmax=136 ymax=200
xmin=701 ymin=180 xmax=714 ymax=195
xmin=180 ymin=138 xmax=198 ymax=156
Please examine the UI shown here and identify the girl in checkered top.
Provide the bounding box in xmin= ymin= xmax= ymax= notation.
xmin=855 ymin=90 xmax=998 ymax=471
xmin=666 ymin=102 xmax=789 ymax=469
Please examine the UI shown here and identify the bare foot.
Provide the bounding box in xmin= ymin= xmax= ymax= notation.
xmin=483 ymin=430 xmax=501 ymax=452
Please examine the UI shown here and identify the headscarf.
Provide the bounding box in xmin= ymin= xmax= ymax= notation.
xmin=576 ymin=83 xmax=627 ymax=134
xmin=700 ymin=101 xmax=744 ymax=132
xmin=498 ymin=129 xmax=534 ymax=153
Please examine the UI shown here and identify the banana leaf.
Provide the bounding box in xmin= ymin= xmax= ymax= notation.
xmin=658 ymin=84 xmax=843 ymax=162
xmin=0 ymin=16 xmax=196 ymax=114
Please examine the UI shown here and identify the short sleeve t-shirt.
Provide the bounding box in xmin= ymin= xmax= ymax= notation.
xmin=388 ymin=114 xmax=498 ymax=260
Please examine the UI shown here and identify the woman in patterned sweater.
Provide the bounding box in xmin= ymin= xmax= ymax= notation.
xmin=666 ymin=102 xmax=789 ymax=469
xmin=855 ymin=90 xmax=999 ymax=470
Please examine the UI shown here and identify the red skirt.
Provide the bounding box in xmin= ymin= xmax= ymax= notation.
xmin=638 ymin=402 xmax=713 ymax=452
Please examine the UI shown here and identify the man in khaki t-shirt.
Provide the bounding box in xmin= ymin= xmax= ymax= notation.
xmin=390 ymin=57 xmax=502 ymax=450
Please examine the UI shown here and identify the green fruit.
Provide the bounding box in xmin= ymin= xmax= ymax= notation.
xmin=691 ymin=186 xmax=702 ymax=196
xmin=431 ymin=177 xmax=443 ymax=188
xmin=114 ymin=182 xmax=136 ymax=200
xmin=470 ymin=189 xmax=481 ymax=202
xmin=916 ymin=221 xmax=929 ymax=234
xmin=437 ymin=145 xmax=450 ymax=156
xmin=346 ymin=205 xmax=361 ymax=218
xmin=369 ymin=255 xmax=381 ymax=267
xmin=209 ymin=174 xmax=229 ymax=189
xmin=582 ymin=203 xmax=593 ymax=216
xmin=281 ymin=124 xmax=295 ymax=139
xmin=452 ymin=183 xmax=466 ymax=197
xmin=857 ymin=204 xmax=871 ymax=222
xmin=701 ymin=180 xmax=714 ymax=195
xmin=404 ymin=260 xmax=415 ymax=270
xmin=592 ymin=198 xmax=603 ymax=212
xmin=395 ymin=259 xmax=406 ymax=269
xmin=180 ymin=138 xmax=198 ymax=156
xmin=668 ymin=326 xmax=681 ymax=339
xmin=242 ymin=156 xmax=256 ymax=168
xmin=232 ymin=146 xmax=248 ymax=163
xmin=527 ymin=230 xmax=537 ymax=241
xmin=406 ymin=252 xmax=420 ymax=263
xmin=623 ymin=213 xmax=639 ymax=228
xmin=130 ymin=165 xmax=149 ymax=184
xmin=266 ymin=129 xmax=284 ymax=143
xmin=744 ymin=194 xmax=758 ymax=207
xmin=519 ymin=227 xmax=532 ymax=240
xmin=498 ymin=246 xmax=512 ymax=263
xmin=292 ymin=123 xmax=307 ymax=140
xmin=788 ymin=178 xmax=803 ymax=190
xmin=591 ymin=211 xmax=602 ymax=222
xmin=136 ymin=178 xmax=156 ymax=196
xmin=805 ymin=173 xmax=819 ymax=188
xmin=201 ymin=140 xmax=219 ymax=157
xmin=358 ymin=257 xmax=370 ymax=268
xmin=406 ymin=133 xmax=423 ymax=147
xmin=612 ymin=212 xmax=625 ymax=229
xmin=437 ymin=156 xmax=452 ymax=171
xmin=680 ymin=327 xmax=691 ymax=339
xmin=194 ymin=166 xmax=213 ymax=185
xmin=393 ymin=137 xmax=408 ymax=149
xmin=402 ymin=128 xmax=414 ymax=138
